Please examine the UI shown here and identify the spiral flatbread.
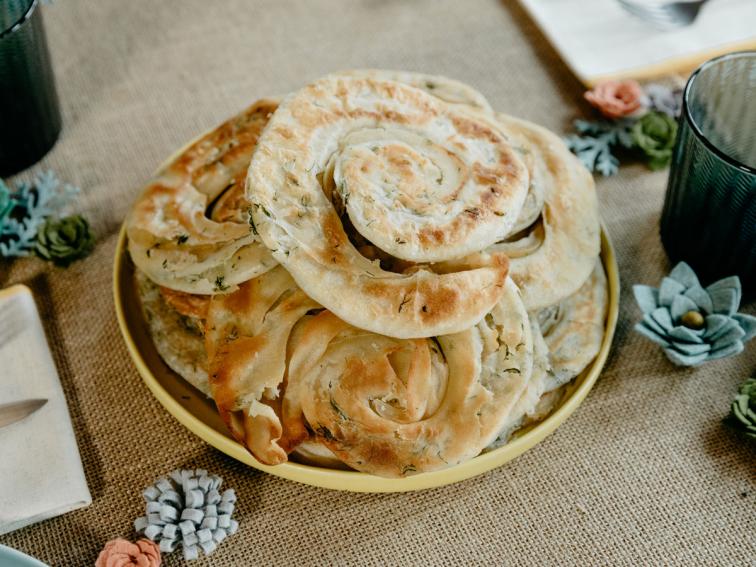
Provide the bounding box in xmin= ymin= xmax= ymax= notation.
xmin=128 ymin=100 xmax=279 ymax=294
xmin=246 ymin=74 xmax=532 ymax=338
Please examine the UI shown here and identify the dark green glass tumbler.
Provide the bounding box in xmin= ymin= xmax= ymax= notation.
xmin=0 ymin=0 xmax=61 ymax=176
xmin=660 ymin=52 xmax=756 ymax=292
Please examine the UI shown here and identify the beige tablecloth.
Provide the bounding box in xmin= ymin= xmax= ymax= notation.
xmin=1 ymin=1 xmax=753 ymax=565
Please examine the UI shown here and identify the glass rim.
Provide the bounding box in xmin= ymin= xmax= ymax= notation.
xmin=683 ymin=50 xmax=756 ymax=176
xmin=0 ymin=0 xmax=38 ymax=39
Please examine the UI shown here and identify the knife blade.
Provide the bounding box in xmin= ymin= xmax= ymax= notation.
xmin=0 ymin=399 xmax=47 ymax=429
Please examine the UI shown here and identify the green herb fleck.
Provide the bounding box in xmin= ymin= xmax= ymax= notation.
xmin=176 ymin=234 xmax=189 ymax=245
xmin=330 ymin=398 xmax=348 ymax=421
xmin=248 ymin=207 xmax=259 ymax=235
xmin=401 ymin=464 xmax=417 ymax=475
xmin=316 ymin=425 xmax=335 ymax=441
xmin=214 ymin=276 xmax=229 ymax=292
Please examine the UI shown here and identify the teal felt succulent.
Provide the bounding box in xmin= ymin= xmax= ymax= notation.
xmin=725 ymin=377 xmax=756 ymax=439
xmin=0 ymin=171 xmax=79 ymax=257
xmin=564 ymin=119 xmax=635 ymax=176
xmin=633 ymin=262 xmax=756 ymax=366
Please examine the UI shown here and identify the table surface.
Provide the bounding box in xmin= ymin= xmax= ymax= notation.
xmin=1 ymin=1 xmax=754 ymax=566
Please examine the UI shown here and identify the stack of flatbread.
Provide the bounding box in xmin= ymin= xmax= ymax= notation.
xmin=127 ymin=71 xmax=607 ymax=478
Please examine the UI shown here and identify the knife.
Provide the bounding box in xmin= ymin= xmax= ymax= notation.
xmin=0 ymin=399 xmax=47 ymax=429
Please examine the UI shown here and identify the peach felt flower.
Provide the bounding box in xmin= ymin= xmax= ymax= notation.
xmin=95 ymin=538 xmax=161 ymax=567
xmin=585 ymin=80 xmax=644 ymax=119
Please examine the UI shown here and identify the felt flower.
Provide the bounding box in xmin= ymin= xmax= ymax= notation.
xmin=34 ymin=214 xmax=95 ymax=267
xmin=0 ymin=171 xmax=81 ymax=258
xmin=95 ymin=538 xmax=161 ymax=567
xmin=644 ymin=84 xmax=683 ymax=118
xmin=584 ymin=80 xmax=645 ymax=119
xmin=633 ymin=262 xmax=756 ymax=366
xmin=134 ymin=469 xmax=238 ymax=561
xmin=631 ymin=111 xmax=678 ymax=170
xmin=726 ymin=377 xmax=756 ymax=439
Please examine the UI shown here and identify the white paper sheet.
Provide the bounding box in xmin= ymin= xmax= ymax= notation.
xmin=518 ymin=0 xmax=756 ymax=84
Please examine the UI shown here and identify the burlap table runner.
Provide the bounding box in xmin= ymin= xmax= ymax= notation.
xmin=1 ymin=1 xmax=753 ymax=565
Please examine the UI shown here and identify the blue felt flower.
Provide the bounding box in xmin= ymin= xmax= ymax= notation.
xmin=135 ymin=469 xmax=238 ymax=561
xmin=633 ymin=262 xmax=756 ymax=366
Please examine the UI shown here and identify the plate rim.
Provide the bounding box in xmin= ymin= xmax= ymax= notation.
xmin=114 ymin=222 xmax=619 ymax=492
xmin=0 ymin=545 xmax=49 ymax=567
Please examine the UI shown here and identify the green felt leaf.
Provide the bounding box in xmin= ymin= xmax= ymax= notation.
xmin=707 ymin=341 xmax=743 ymax=361
xmin=633 ymin=284 xmax=658 ymax=314
xmin=635 ymin=322 xmax=671 ymax=347
xmin=707 ymin=276 xmax=742 ymax=311
xmin=664 ymin=347 xmax=707 ymax=367
xmin=641 ymin=314 xmax=668 ymax=338
xmin=667 ymin=326 xmax=704 ymax=344
xmin=670 ymin=294 xmax=697 ymax=321
xmin=709 ymin=288 xmax=738 ymax=316
xmin=658 ymin=277 xmax=685 ymax=307
xmin=651 ymin=307 xmax=673 ymax=331
xmin=668 ymin=341 xmax=710 ymax=356
xmin=732 ymin=313 xmax=756 ymax=342
xmin=703 ymin=314 xmax=730 ymax=338
xmin=668 ymin=262 xmax=699 ymax=289
xmin=684 ymin=285 xmax=713 ymax=314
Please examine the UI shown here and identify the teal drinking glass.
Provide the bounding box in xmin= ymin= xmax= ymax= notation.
xmin=0 ymin=0 xmax=61 ymax=176
xmin=660 ymin=51 xmax=756 ymax=292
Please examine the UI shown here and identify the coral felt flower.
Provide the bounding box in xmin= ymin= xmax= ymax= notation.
xmin=585 ymin=80 xmax=645 ymax=119
xmin=95 ymin=538 xmax=161 ymax=567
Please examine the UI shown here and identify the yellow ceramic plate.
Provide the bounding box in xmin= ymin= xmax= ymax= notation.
xmin=114 ymin=223 xmax=619 ymax=492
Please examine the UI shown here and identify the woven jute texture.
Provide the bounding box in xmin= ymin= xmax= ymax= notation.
xmin=1 ymin=1 xmax=754 ymax=565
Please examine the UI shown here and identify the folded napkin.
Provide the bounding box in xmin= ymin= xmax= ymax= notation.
xmin=0 ymin=285 xmax=91 ymax=536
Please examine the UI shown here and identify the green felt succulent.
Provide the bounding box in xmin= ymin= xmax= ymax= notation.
xmin=35 ymin=215 xmax=95 ymax=267
xmin=0 ymin=171 xmax=80 ymax=258
xmin=634 ymin=262 xmax=756 ymax=366
xmin=631 ymin=111 xmax=678 ymax=170
xmin=726 ymin=378 xmax=756 ymax=439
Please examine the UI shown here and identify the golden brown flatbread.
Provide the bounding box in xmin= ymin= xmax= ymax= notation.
xmin=439 ymin=115 xmax=600 ymax=311
xmin=245 ymin=74 xmax=531 ymax=338
xmin=205 ymin=267 xmax=534 ymax=477
xmin=127 ymin=100 xmax=279 ymax=294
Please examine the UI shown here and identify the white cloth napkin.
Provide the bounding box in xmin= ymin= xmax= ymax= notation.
xmin=0 ymin=285 xmax=91 ymax=536
xmin=519 ymin=0 xmax=756 ymax=84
